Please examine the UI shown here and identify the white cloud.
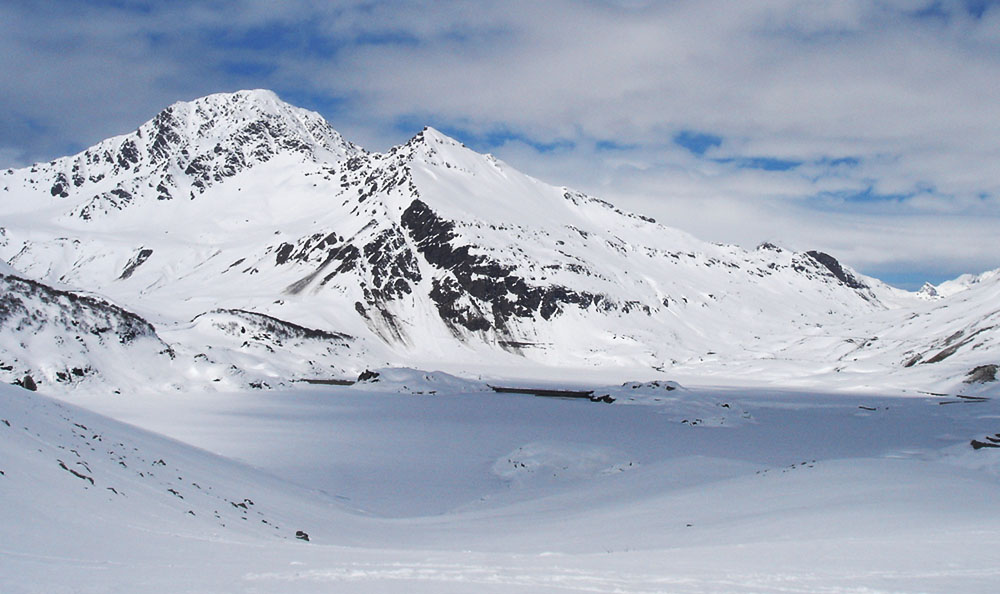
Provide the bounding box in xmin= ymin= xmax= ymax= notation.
xmin=2 ymin=0 xmax=999 ymax=284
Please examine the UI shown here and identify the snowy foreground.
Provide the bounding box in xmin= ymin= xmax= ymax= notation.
xmin=3 ymin=373 xmax=1000 ymax=593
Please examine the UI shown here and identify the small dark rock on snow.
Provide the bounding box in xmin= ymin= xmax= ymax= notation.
xmin=357 ymin=369 xmax=380 ymax=383
xmin=17 ymin=375 xmax=37 ymax=391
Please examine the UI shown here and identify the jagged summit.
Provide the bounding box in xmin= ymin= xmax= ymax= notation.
xmin=917 ymin=282 xmax=940 ymax=299
xmin=409 ymin=126 xmax=467 ymax=148
xmin=0 ymin=89 xmax=359 ymax=223
xmin=152 ymin=89 xmax=357 ymax=154
xmin=391 ymin=125 xmax=484 ymax=174
xmin=202 ymin=88 xmax=284 ymax=107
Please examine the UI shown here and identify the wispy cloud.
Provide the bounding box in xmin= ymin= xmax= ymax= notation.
xmin=2 ymin=0 xmax=999 ymax=286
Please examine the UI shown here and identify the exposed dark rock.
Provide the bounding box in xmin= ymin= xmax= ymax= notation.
xmin=357 ymin=369 xmax=380 ymax=383
xmin=50 ymin=173 xmax=70 ymax=197
xmin=429 ymin=277 xmax=490 ymax=332
xmin=363 ymin=226 xmax=421 ymax=300
xmin=57 ymin=460 xmax=94 ymax=484
xmin=117 ymin=139 xmax=140 ymax=170
xmin=109 ymin=187 xmax=133 ymax=204
xmin=275 ymin=242 xmax=295 ymax=265
xmin=155 ymin=180 xmax=172 ymax=201
xmin=942 ymin=330 xmax=965 ymax=346
xmin=923 ymin=329 xmax=994 ymax=364
xmin=19 ymin=375 xmax=37 ymax=391
xmin=119 ymin=248 xmax=154 ymax=280
xmin=965 ymin=364 xmax=998 ymax=383
xmin=401 ymin=199 xmax=599 ymax=333
xmin=148 ymin=107 xmax=182 ymax=163
xmin=295 ymin=530 xmax=310 ymax=541
xmin=327 ymin=244 xmax=361 ymax=277
xmin=184 ymin=155 xmax=212 ymax=188
xmin=804 ymin=251 xmax=868 ymax=290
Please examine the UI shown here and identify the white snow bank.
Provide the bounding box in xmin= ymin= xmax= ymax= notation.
xmin=352 ymin=367 xmax=492 ymax=394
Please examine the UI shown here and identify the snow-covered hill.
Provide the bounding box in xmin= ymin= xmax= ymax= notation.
xmin=1 ymin=90 xmax=996 ymax=395
xmin=5 ymin=374 xmax=1000 ymax=593
xmin=0 ymin=264 xmax=174 ymax=391
xmin=788 ymin=268 xmax=1000 ymax=395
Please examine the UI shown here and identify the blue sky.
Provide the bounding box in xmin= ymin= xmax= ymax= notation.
xmin=2 ymin=0 xmax=999 ymax=288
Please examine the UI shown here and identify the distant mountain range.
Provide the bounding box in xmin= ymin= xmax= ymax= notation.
xmin=1 ymin=90 xmax=996 ymax=395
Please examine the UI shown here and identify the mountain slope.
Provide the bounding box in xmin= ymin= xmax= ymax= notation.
xmin=1 ymin=90 xmax=996 ymax=394
xmin=786 ymin=268 xmax=1000 ymax=394
xmin=0 ymin=264 xmax=174 ymax=392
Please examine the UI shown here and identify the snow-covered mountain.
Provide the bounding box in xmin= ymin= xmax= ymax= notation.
xmin=1 ymin=90 xmax=996 ymax=395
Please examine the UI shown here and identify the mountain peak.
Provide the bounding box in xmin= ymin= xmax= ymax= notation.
xmin=405 ymin=126 xmax=465 ymax=150
xmin=174 ymin=89 xmax=293 ymax=120
xmin=155 ymin=89 xmax=343 ymax=147
xmin=0 ymin=89 xmax=361 ymax=221
xmin=397 ymin=126 xmax=480 ymax=174
xmin=917 ymin=282 xmax=940 ymax=299
xmin=216 ymin=88 xmax=280 ymax=103
xmin=420 ymin=126 xmax=461 ymax=145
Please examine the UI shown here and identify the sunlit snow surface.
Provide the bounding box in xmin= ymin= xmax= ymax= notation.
xmin=3 ymin=374 xmax=1000 ymax=593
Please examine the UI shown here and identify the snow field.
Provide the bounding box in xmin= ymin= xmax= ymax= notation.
xmin=4 ymin=376 xmax=999 ymax=592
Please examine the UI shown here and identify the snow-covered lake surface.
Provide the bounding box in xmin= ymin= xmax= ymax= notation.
xmin=3 ymin=374 xmax=1000 ymax=593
